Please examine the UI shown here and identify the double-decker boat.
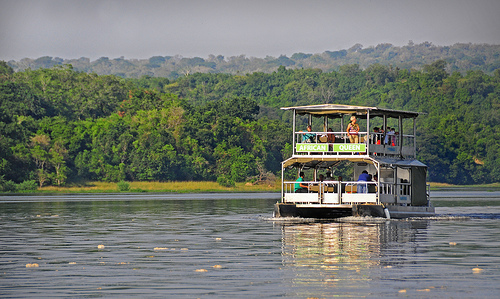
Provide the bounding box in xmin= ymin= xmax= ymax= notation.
xmin=274 ymin=104 xmax=435 ymax=219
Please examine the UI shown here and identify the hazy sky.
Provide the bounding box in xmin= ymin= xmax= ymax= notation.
xmin=1 ymin=0 xmax=499 ymax=61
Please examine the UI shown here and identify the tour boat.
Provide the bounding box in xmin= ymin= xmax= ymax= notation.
xmin=274 ymin=104 xmax=435 ymax=219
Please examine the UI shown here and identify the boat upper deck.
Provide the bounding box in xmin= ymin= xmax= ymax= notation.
xmin=282 ymin=104 xmax=423 ymax=160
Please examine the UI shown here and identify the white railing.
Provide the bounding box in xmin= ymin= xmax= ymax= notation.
xmin=293 ymin=131 xmax=416 ymax=157
xmin=282 ymin=180 xmax=378 ymax=205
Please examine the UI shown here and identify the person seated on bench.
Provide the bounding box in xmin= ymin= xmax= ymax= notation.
xmin=294 ymin=172 xmax=309 ymax=193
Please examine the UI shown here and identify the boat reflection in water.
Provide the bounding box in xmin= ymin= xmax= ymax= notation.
xmin=279 ymin=219 xmax=430 ymax=297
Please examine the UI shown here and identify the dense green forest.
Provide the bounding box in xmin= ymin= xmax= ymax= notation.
xmin=7 ymin=43 xmax=500 ymax=79
xmin=1 ymin=58 xmax=499 ymax=191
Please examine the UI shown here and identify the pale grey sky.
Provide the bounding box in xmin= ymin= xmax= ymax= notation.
xmin=1 ymin=0 xmax=499 ymax=61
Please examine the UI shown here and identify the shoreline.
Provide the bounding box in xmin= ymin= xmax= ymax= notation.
xmin=35 ymin=181 xmax=281 ymax=194
xmin=1 ymin=181 xmax=499 ymax=195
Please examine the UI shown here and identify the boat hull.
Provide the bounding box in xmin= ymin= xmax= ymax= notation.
xmin=274 ymin=202 xmax=435 ymax=219
xmin=274 ymin=203 xmax=353 ymax=218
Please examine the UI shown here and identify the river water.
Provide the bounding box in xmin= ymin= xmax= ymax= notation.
xmin=1 ymin=191 xmax=500 ymax=298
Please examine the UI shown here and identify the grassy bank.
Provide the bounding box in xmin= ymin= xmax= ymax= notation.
xmin=5 ymin=181 xmax=499 ymax=194
xmin=429 ymin=182 xmax=500 ymax=190
xmin=37 ymin=181 xmax=281 ymax=193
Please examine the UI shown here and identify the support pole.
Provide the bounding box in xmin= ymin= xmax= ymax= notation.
xmin=399 ymin=116 xmax=403 ymax=157
xmin=413 ymin=117 xmax=417 ymax=158
xmin=340 ymin=117 xmax=344 ymax=143
xmin=383 ymin=115 xmax=387 ymax=156
xmin=366 ymin=111 xmax=370 ymax=154
xmin=292 ymin=110 xmax=296 ymax=155
xmin=281 ymin=162 xmax=285 ymax=203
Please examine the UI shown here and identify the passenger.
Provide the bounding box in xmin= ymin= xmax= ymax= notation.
xmin=357 ymin=170 xmax=370 ymax=193
xmin=318 ymin=174 xmax=325 ymax=182
xmin=385 ymin=126 xmax=393 ymax=145
xmin=390 ymin=128 xmax=397 ymax=146
xmin=372 ymin=127 xmax=381 ymax=144
xmin=301 ymin=125 xmax=315 ymax=143
xmin=327 ymin=128 xmax=335 ymax=143
xmin=324 ymin=172 xmax=334 ymax=188
xmin=294 ymin=172 xmax=309 ymax=193
xmin=346 ymin=116 xmax=360 ymax=143
xmin=335 ymin=175 xmax=344 ymax=193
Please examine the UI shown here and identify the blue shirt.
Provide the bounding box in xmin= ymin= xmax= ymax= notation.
xmin=358 ymin=172 xmax=370 ymax=182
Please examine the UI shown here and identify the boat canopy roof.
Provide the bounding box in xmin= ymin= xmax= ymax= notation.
xmin=373 ymin=157 xmax=427 ymax=168
xmin=281 ymin=104 xmax=423 ymax=119
xmin=282 ymin=156 xmax=427 ymax=169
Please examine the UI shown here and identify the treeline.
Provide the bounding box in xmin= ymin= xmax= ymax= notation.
xmin=0 ymin=59 xmax=499 ymax=190
xmin=0 ymin=61 xmax=287 ymax=189
xmin=7 ymin=42 xmax=500 ymax=79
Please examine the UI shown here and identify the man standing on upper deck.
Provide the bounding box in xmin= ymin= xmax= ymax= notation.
xmin=347 ymin=116 xmax=360 ymax=143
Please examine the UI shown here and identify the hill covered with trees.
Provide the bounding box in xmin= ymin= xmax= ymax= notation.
xmin=6 ymin=42 xmax=500 ymax=79
xmin=0 ymin=58 xmax=499 ymax=190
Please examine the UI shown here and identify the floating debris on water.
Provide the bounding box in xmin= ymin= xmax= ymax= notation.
xmin=215 ymin=238 xmax=222 ymax=241
xmin=69 ymin=262 xmax=76 ymax=264
xmin=195 ymin=269 xmax=207 ymax=272
xmin=154 ymin=247 xmax=169 ymax=251
xmin=212 ymin=265 xmax=223 ymax=269
xmin=472 ymin=267 xmax=483 ymax=274
xmin=449 ymin=242 xmax=458 ymax=246
xmin=97 ymin=244 xmax=105 ymax=249
xmin=398 ymin=289 xmax=407 ymax=293
xmin=26 ymin=263 xmax=39 ymax=268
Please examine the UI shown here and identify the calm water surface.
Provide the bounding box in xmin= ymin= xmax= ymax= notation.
xmin=1 ymin=191 xmax=500 ymax=298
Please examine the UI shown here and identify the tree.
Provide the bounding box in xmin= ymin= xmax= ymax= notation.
xmin=422 ymin=59 xmax=448 ymax=86
xmin=30 ymin=134 xmax=51 ymax=187
xmin=0 ymin=61 xmax=14 ymax=77
xmin=49 ymin=141 xmax=69 ymax=186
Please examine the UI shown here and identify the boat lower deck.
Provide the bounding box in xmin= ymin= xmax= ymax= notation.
xmin=274 ymin=202 xmax=435 ymax=219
